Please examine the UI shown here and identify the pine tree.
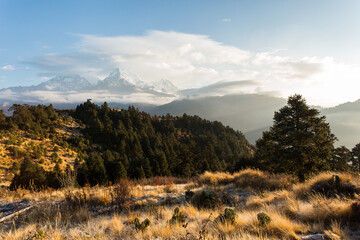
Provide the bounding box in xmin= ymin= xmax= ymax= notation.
xmin=256 ymin=94 xmax=336 ymax=182
xmin=10 ymin=156 xmax=47 ymax=189
xmin=351 ymin=143 xmax=360 ymax=169
xmin=117 ymin=162 xmax=127 ymax=179
xmin=86 ymin=153 xmax=107 ymax=185
xmin=143 ymin=158 xmax=153 ymax=178
xmin=138 ymin=166 xmax=146 ymax=179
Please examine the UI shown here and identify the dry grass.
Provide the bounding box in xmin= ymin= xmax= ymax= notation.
xmin=293 ymin=171 xmax=360 ymax=199
xmin=199 ymin=169 xmax=296 ymax=191
xmin=1 ymin=170 xmax=360 ymax=239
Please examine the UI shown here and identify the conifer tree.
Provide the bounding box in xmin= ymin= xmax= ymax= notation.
xmin=256 ymin=94 xmax=336 ymax=182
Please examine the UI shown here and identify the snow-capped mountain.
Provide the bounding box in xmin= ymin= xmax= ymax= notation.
xmin=0 ymin=68 xmax=179 ymax=107
xmin=117 ymin=69 xmax=149 ymax=89
xmin=37 ymin=75 xmax=93 ymax=91
xmin=150 ymin=79 xmax=179 ymax=93
xmin=94 ymin=68 xmax=139 ymax=93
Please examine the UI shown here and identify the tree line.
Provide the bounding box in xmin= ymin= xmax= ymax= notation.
xmin=1 ymin=101 xmax=253 ymax=189
xmin=2 ymin=94 xmax=360 ymax=189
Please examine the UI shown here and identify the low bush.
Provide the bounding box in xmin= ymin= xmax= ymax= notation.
xmin=191 ymin=190 xmax=222 ymax=209
xmin=113 ymin=178 xmax=134 ymax=204
xmin=134 ymin=218 xmax=151 ymax=232
xmin=169 ymin=207 xmax=186 ymax=225
xmin=257 ymin=212 xmax=271 ymax=226
xmin=294 ymin=172 xmax=360 ymax=199
xmin=214 ymin=208 xmax=237 ymax=225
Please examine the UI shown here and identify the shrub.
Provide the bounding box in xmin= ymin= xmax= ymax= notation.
xmin=257 ymin=212 xmax=271 ymax=226
xmin=11 ymin=161 xmax=20 ymax=171
xmin=192 ymin=190 xmax=222 ymax=209
xmin=64 ymin=190 xmax=89 ymax=209
xmin=214 ymin=208 xmax=237 ymax=225
xmin=311 ymin=175 xmax=358 ymax=198
xmin=169 ymin=207 xmax=186 ymax=225
xmin=294 ymin=172 xmax=360 ymax=199
xmin=134 ymin=218 xmax=151 ymax=232
xmin=113 ymin=178 xmax=134 ymax=204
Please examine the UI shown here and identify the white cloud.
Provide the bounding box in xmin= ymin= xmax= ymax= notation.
xmin=23 ymin=30 xmax=360 ymax=106
xmin=221 ymin=18 xmax=232 ymax=22
xmin=2 ymin=65 xmax=14 ymax=71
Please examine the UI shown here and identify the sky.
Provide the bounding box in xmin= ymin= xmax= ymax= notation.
xmin=1 ymin=0 xmax=360 ymax=107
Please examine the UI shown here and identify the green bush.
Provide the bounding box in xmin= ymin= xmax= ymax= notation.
xmin=214 ymin=208 xmax=237 ymax=225
xmin=257 ymin=212 xmax=271 ymax=226
xmin=192 ymin=191 xmax=222 ymax=209
xmin=134 ymin=218 xmax=151 ymax=231
xmin=169 ymin=207 xmax=186 ymax=225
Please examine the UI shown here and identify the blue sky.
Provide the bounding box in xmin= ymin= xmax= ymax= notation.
xmin=1 ymin=0 xmax=360 ymax=106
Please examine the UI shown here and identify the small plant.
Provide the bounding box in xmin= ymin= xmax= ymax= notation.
xmin=113 ymin=178 xmax=134 ymax=204
xmin=214 ymin=208 xmax=237 ymax=225
xmin=28 ymin=226 xmax=46 ymax=239
xmin=257 ymin=212 xmax=271 ymax=226
xmin=134 ymin=217 xmax=151 ymax=231
xmin=194 ymin=191 xmax=222 ymax=209
xmin=185 ymin=189 xmax=194 ymax=202
xmin=169 ymin=207 xmax=186 ymax=225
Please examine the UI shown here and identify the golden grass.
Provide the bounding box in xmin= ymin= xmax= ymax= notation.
xmin=198 ymin=169 xmax=296 ymax=191
xmin=293 ymin=171 xmax=360 ymax=199
xmin=199 ymin=171 xmax=233 ymax=185
xmin=1 ymin=170 xmax=360 ymax=239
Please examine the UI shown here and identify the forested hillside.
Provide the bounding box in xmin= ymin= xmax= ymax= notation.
xmin=0 ymin=101 xmax=254 ymax=188
xmin=73 ymin=101 xmax=254 ymax=184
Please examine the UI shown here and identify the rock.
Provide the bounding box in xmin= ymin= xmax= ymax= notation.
xmin=300 ymin=234 xmax=327 ymax=240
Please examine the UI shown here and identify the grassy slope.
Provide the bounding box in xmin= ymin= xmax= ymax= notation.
xmin=1 ymin=169 xmax=359 ymax=240
xmin=0 ymin=119 xmax=80 ymax=187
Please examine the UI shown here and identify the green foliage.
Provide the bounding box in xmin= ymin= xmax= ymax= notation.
xmin=256 ymin=94 xmax=336 ymax=181
xmin=7 ymin=104 xmax=59 ymax=133
xmin=10 ymin=157 xmax=47 ymax=190
xmin=50 ymin=152 xmax=58 ymax=162
xmin=214 ymin=208 xmax=237 ymax=225
xmin=193 ymin=191 xmax=222 ymax=209
xmin=11 ymin=161 xmax=20 ymax=171
xmin=72 ymin=101 xmax=253 ymax=179
xmin=85 ymin=152 xmax=107 ymax=186
xmin=134 ymin=218 xmax=151 ymax=232
xmin=351 ymin=143 xmax=360 ymax=170
xmin=169 ymin=207 xmax=186 ymax=225
xmin=330 ymin=146 xmax=351 ymax=171
xmin=257 ymin=212 xmax=271 ymax=226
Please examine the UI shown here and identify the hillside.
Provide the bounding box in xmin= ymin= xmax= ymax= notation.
xmin=0 ymin=102 xmax=254 ymax=188
xmin=151 ymin=94 xmax=360 ymax=147
xmin=150 ymin=94 xmax=287 ymax=143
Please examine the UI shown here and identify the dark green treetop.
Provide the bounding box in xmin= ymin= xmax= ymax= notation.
xmin=255 ymin=94 xmax=336 ymax=181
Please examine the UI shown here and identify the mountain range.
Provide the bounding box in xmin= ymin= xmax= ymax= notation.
xmin=0 ymin=68 xmax=360 ymax=148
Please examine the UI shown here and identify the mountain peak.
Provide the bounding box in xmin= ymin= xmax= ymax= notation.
xmin=38 ymin=75 xmax=93 ymax=91
xmin=109 ymin=68 xmax=120 ymax=78
xmin=151 ymin=79 xmax=179 ymax=93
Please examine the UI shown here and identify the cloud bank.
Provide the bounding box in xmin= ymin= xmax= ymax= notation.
xmin=21 ymin=30 xmax=360 ymax=106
